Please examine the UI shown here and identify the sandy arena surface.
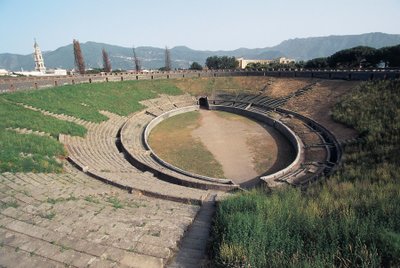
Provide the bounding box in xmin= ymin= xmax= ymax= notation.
xmin=192 ymin=110 xmax=294 ymax=185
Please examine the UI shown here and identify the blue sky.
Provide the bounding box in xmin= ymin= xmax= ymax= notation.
xmin=1 ymin=0 xmax=399 ymax=54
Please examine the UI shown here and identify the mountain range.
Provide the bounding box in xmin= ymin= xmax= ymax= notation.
xmin=1 ymin=32 xmax=400 ymax=71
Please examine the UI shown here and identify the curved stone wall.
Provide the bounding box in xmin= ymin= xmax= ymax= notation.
xmin=144 ymin=106 xmax=233 ymax=184
xmin=207 ymin=105 xmax=304 ymax=184
xmin=144 ymin=105 xmax=304 ymax=186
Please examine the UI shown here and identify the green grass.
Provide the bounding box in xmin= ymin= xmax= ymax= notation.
xmin=0 ymin=130 xmax=66 ymax=173
xmin=148 ymin=111 xmax=225 ymax=178
xmin=0 ymin=79 xmax=183 ymax=173
xmin=107 ymin=196 xmax=124 ymax=209
xmin=0 ymin=98 xmax=86 ymax=137
xmin=3 ymin=80 xmax=182 ymax=123
xmin=40 ymin=211 xmax=56 ymax=220
xmin=0 ymin=97 xmax=86 ymax=173
xmin=84 ymin=195 xmax=100 ymax=204
xmin=210 ymin=80 xmax=400 ymax=267
xmin=0 ymin=199 xmax=19 ymax=210
xmin=0 ymin=97 xmax=85 ymax=173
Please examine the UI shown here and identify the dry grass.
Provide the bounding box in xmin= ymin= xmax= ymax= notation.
xmin=172 ymin=76 xmax=315 ymax=99
xmin=284 ymin=80 xmax=360 ymax=140
xmin=148 ymin=111 xmax=225 ymax=178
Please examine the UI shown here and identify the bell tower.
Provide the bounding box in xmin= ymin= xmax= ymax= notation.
xmin=34 ymin=39 xmax=46 ymax=73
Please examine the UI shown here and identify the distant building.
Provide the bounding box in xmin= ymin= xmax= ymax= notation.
xmin=0 ymin=69 xmax=9 ymax=76
xmin=237 ymin=57 xmax=296 ymax=69
xmin=34 ymin=39 xmax=46 ymax=73
xmin=46 ymin=68 xmax=67 ymax=76
xmin=237 ymin=58 xmax=273 ymax=69
xmin=276 ymin=57 xmax=295 ymax=64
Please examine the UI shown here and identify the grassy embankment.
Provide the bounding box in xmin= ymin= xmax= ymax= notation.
xmin=0 ymin=80 xmax=182 ymax=173
xmin=210 ymin=80 xmax=400 ymax=267
xmin=148 ymin=111 xmax=225 ymax=178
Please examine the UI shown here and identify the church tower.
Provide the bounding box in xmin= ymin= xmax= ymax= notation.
xmin=33 ymin=39 xmax=46 ymax=73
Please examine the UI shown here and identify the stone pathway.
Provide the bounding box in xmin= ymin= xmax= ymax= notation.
xmin=167 ymin=193 xmax=217 ymax=268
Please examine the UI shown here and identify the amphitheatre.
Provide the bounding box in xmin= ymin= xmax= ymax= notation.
xmin=0 ymin=71 xmax=398 ymax=267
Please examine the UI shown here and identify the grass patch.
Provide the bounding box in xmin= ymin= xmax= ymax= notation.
xmin=210 ymin=80 xmax=400 ymax=267
xmin=3 ymin=80 xmax=182 ymax=123
xmin=40 ymin=211 xmax=56 ymax=220
xmin=107 ymin=196 xmax=124 ymax=209
xmin=148 ymin=111 xmax=225 ymax=178
xmin=0 ymin=97 xmax=86 ymax=173
xmin=0 ymin=200 xmax=19 ymax=210
xmin=0 ymin=79 xmax=183 ymax=172
xmin=84 ymin=195 xmax=100 ymax=204
xmin=0 ymin=130 xmax=66 ymax=173
xmin=0 ymin=98 xmax=86 ymax=138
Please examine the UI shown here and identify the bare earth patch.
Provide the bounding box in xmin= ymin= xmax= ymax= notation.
xmin=192 ymin=110 xmax=294 ymax=185
xmin=264 ymin=77 xmax=314 ymax=98
xmin=284 ymin=80 xmax=361 ymax=141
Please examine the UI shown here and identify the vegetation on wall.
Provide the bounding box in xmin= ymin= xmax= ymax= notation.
xmin=210 ymin=80 xmax=400 ymax=267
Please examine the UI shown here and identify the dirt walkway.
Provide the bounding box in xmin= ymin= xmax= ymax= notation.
xmin=192 ymin=110 xmax=293 ymax=185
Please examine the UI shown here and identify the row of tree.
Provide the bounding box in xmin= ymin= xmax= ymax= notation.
xmin=244 ymin=44 xmax=400 ymax=71
xmin=72 ymin=39 xmax=144 ymax=75
xmin=73 ymin=41 xmax=400 ymax=74
xmin=304 ymin=45 xmax=400 ymax=69
xmin=205 ymin=56 xmax=238 ymax=70
xmin=73 ymin=39 xmax=204 ymax=74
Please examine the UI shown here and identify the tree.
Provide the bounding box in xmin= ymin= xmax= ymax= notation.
xmin=73 ymin=39 xmax=85 ymax=74
xmin=164 ymin=46 xmax=171 ymax=71
xmin=205 ymin=56 xmax=238 ymax=70
xmin=132 ymin=45 xmax=141 ymax=72
xmin=189 ymin=62 xmax=203 ymax=70
xmin=379 ymin=45 xmax=400 ymax=67
xmin=304 ymin=57 xmax=329 ymax=69
xmin=205 ymin=56 xmax=219 ymax=69
xmin=102 ymin=48 xmax=112 ymax=72
xmin=328 ymin=46 xmax=377 ymax=69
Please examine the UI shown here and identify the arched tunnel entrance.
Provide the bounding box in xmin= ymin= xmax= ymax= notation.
xmin=198 ymin=96 xmax=209 ymax=109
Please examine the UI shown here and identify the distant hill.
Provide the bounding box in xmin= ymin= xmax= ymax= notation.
xmin=273 ymin=32 xmax=400 ymax=59
xmin=1 ymin=32 xmax=399 ymax=71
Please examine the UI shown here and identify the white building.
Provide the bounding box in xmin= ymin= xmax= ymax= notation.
xmin=276 ymin=57 xmax=295 ymax=64
xmin=0 ymin=69 xmax=9 ymax=76
xmin=237 ymin=57 xmax=296 ymax=69
xmin=237 ymin=58 xmax=273 ymax=69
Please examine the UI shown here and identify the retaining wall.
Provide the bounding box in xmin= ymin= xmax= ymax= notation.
xmin=1 ymin=69 xmax=399 ymax=93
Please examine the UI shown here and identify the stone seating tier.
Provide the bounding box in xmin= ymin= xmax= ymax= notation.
xmin=0 ymin=166 xmax=200 ymax=267
xmin=120 ymin=110 xmax=239 ymax=192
